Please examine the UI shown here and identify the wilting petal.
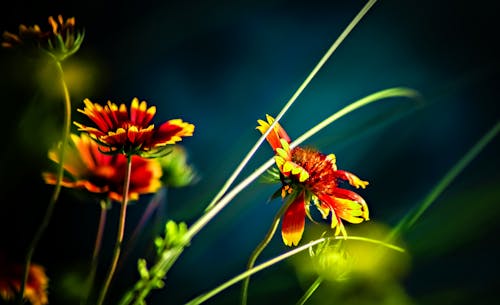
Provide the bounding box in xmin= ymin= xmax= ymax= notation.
xmin=330 ymin=188 xmax=369 ymax=221
xmin=317 ymin=193 xmax=368 ymax=226
xmin=334 ymin=170 xmax=369 ymax=189
xmin=282 ymin=192 xmax=306 ymax=246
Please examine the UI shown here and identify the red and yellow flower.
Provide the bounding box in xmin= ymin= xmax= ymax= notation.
xmin=0 ymin=255 xmax=49 ymax=305
xmin=74 ymin=97 xmax=194 ymax=156
xmin=42 ymin=133 xmax=163 ymax=202
xmin=257 ymin=114 xmax=369 ymax=246
xmin=2 ymin=14 xmax=84 ymax=61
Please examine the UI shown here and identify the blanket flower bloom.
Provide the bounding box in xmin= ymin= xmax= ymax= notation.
xmin=257 ymin=114 xmax=369 ymax=246
xmin=1 ymin=14 xmax=84 ymax=61
xmin=42 ymin=133 xmax=162 ymax=202
xmin=0 ymin=255 xmax=49 ymax=305
xmin=74 ymin=97 xmax=195 ymax=157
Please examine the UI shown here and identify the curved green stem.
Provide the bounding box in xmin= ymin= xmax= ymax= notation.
xmin=204 ymin=0 xmax=380 ymax=212
xmin=17 ymin=59 xmax=72 ymax=304
xmin=387 ymin=120 xmax=500 ymax=241
xmin=186 ymin=87 xmax=420 ymax=244
xmin=185 ymin=236 xmax=404 ymax=305
xmin=292 ymin=87 xmax=422 ymax=148
xmin=240 ymin=194 xmax=296 ymax=305
xmin=96 ymin=155 xmax=133 ymax=305
xmin=182 ymin=13 xmax=417 ymax=299
xmin=295 ymin=277 xmax=323 ymax=305
xmin=83 ymin=199 xmax=110 ymax=305
xmin=120 ymin=5 xmax=417 ymax=302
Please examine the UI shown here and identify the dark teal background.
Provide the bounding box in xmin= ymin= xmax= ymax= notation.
xmin=1 ymin=1 xmax=499 ymax=304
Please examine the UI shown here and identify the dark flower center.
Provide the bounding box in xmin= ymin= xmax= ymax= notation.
xmin=291 ymin=147 xmax=338 ymax=194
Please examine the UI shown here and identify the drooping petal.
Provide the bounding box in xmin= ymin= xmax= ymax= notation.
xmin=281 ymin=191 xmax=306 ymax=246
xmin=334 ymin=170 xmax=369 ymax=189
xmin=329 ymin=188 xmax=369 ymax=221
xmin=317 ymin=193 xmax=369 ymax=227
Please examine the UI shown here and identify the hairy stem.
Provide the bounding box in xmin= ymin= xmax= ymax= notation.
xmin=96 ymin=155 xmax=133 ymax=305
xmin=17 ymin=59 xmax=71 ymax=304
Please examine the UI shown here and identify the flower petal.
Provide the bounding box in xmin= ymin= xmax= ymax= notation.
xmin=150 ymin=119 xmax=194 ymax=147
xmin=329 ymin=188 xmax=369 ymax=220
xmin=281 ymin=192 xmax=306 ymax=246
xmin=334 ymin=170 xmax=369 ymax=189
xmin=256 ymin=114 xmax=291 ymax=151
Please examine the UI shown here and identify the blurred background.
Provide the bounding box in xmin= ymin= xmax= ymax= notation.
xmin=1 ymin=0 xmax=499 ymax=304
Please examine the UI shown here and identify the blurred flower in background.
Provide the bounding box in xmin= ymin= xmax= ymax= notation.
xmin=292 ymin=222 xmax=413 ymax=305
xmin=1 ymin=14 xmax=84 ymax=61
xmin=0 ymin=253 xmax=49 ymax=305
xmin=42 ymin=133 xmax=163 ymax=202
xmin=157 ymin=145 xmax=199 ymax=188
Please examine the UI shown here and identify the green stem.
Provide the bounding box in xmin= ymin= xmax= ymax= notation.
xmin=17 ymin=60 xmax=72 ymax=304
xmin=96 ymin=155 xmax=133 ymax=305
xmin=295 ymin=277 xmax=324 ymax=305
xmin=204 ymin=0 xmax=380 ymax=212
xmin=120 ymin=8 xmax=415 ymax=303
xmin=186 ymin=87 xmax=419 ymax=244
xmin=387 ymin=120 xmax=500 ymax=241
xmin=241 ymin=194 xmax=296 ymax=305
xmin=179 ymin=88 xmax=420 ymax=303
xmin=83 ymin=199 xmax=110 ymax=305
xmin=185 ymin=236 xmax=404 ymax=305
xmin=292 ymin=87 xmax=422 ymax=148
xmin=132 ymin=247 xmax=184 ymax=305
